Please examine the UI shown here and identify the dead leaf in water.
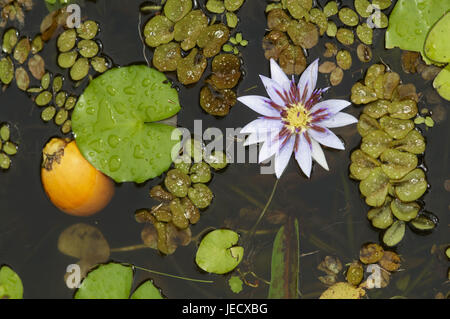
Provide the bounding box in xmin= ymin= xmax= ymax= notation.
xmin=57 ymin=223 xmax=110 ymax=263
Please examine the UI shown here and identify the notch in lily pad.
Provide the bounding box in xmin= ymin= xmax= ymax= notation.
xmin=195 ymin=229 xmax=244 ymax=275
xmin=72 ymin=65 xmax=182 ymax=183
xmin=74 ymin=262 xmax=163 ymax=299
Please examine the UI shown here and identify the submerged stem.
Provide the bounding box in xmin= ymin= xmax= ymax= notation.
xmin=133 ymin=265 xmax=214 ymax=284
xmin=247 ymin=178 xmax=280 ymax=240
xmin=110 ymin=244 xmax=149 ymax=253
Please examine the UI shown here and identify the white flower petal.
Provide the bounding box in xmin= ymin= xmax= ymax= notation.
xmin=240 ymin=118 xmax=282 ymax=134
xmin=308 ymin=126 xmax=345 ymax=150
xmin=309 ymin=99 xmax=352 ymax=116
xmin=274 ymin=135 xmax=295 ymax=178
xmin=319 ymin=112 xmax=358 ymax=128
xmin=310 ymin=138 xmax=329 ymax=171
xmin=297 ymin=59 xmax=319 ymax=102
xmin=270 ymin=59 xmax=290 ymax=89
xmin=295 ymin=133 xmax=313 ymax=178
xmin=244 ymin=131 xmax=268 ymax=146
xmin=260 ymin=75 xmax=286 ymax=106
xmin=237 ymin=95 xmax=281 ymax=117
xmin=258 ymin=130 xmax=283 ymax=163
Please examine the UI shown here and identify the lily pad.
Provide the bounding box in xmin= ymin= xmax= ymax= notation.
xmin=424 ymin=11 xmax=450 ymax=63
xmin=130 ymin=280 xmax=163 ymax=299
xmin=393 ymin=168 xmax=428 ymax=202
xmin=433 ymin=64 xmax=450 ymax=101
xmin=72 ymin=65 xmax=181 ymax=183
xmin=359 ymin=167 xmax=390 ymax=207
xmin=0 ymin=265 xmax=23 ymax=299
xmin=385 ymin=0 xmax=450 ymax=64
xmin=195 ymin=229 xmax=244 ymax=274
xmin=75 ymin=263 xmax=133 ymax=299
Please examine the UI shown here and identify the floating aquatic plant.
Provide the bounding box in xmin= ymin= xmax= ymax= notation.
xmin=238 ymin=58 xmax=357 ymax=178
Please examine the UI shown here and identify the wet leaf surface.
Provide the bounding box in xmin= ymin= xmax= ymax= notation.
xmin=72 ymin=65 xmax=181 ymax=183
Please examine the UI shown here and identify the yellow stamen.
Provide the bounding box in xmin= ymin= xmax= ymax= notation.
xmin=284 ymin=103 xmax=311 ymax=132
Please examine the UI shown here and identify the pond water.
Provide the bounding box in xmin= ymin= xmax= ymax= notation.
xmin=0 ymin=0 xmax=448 ymax=299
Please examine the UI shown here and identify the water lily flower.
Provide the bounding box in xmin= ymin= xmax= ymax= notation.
xmin=238 ymin=58 xmax=357 ymax=179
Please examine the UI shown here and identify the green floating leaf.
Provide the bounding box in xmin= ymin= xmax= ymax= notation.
xmin=228 ymin=276 xmax=243 ymax=294
xmin=380 ymin=149 xmax=418 ymax=180
xmin=393 ymin=168 xmax=428 ymax=202
xmin=424 ymin=11 xmax=450 ymax=63
xmin=367 ymin=197 xmax=394 ymax=229
xmin=359 ymin=167 xmax=390 ymax=207
xmin=195 ymin=229 xmax=244 ymax=275
xmin=350 ymin=149 xmax=380 ymax=181
xmin=385 ymin=0 xmax=450 ymax=64
xmin=72 ymin=65 xmax=181 ymax=183
xmin=433 ymin=64 xmax=450 ymax=101
xmin=130 ymin=280 xmax=163 ymax=299
xmin=0 ymin=265 xmax=23 ymax=299
xmin=268 ymin=217 xmax=299 ymax=299
xmin=75 ymin=263 xmax=134 ymax=299
xmin=383 ymin=220 xmax=406 ymax=247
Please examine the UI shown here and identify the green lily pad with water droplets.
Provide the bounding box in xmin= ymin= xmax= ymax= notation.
xmin=72 ymin=65 xmax=181 ymax=183
xmin=0 ymin=265 xmax=23 ymax=299
xmin=195 ymin=229 xmax=244 ymax=275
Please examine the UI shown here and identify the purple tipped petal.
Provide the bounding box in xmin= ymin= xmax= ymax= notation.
xmin=274 ymin=135 xmax=295 ymax=178
xmin=310 ymin=138 xmax=329 ymax=170
xmin=308 ymin=126 xmax=345 ymax=150
xmin=297 ymin=59 xmax=319 ymax=103
xmin=260 ymin=75 xmax=289 ymax=107
xmin=270 ymin=59 xmax=290 ymax=89
xmin=295 ymin=133 xmax=313 ymax=178
xmin=319 ymin=112 xmax=358 ymax=128
xmin=309 ymin=99 xmax=352 ymax=117
xmin=237 ymin=95 xmax=282 ymax=117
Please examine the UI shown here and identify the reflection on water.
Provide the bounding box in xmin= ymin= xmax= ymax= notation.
xmin=0 ymin=0 xmax=448 ymax=298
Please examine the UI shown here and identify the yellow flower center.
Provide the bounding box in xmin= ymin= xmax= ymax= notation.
xmin=284 ymin=103 xmax=311 ymax=132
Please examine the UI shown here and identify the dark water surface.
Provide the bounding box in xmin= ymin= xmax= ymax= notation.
xmin=0 ymin=0 xmax=448 ymax=299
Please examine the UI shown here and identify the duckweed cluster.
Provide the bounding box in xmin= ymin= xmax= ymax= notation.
xmin=35 ymin=72 xmax=77 ymax=134
xmin=0 ymin=123 xmax=18 ymax=170
xmin=347 ymin=243 xmax=401 ymax=288
xmin=57 ymin=20 xmax=111 ymax=81
xmin=1 ymin=28 xmax=44 ymax=87
xmin=143 ymin=0 xmax=245 ymax=116
xmin=350 ymin=64 xmax=438 ymax=247
xmin=0 ymin=0 xmax=33 ymax=27
xmin=135 ymin=140 xmax=229 ymax=255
